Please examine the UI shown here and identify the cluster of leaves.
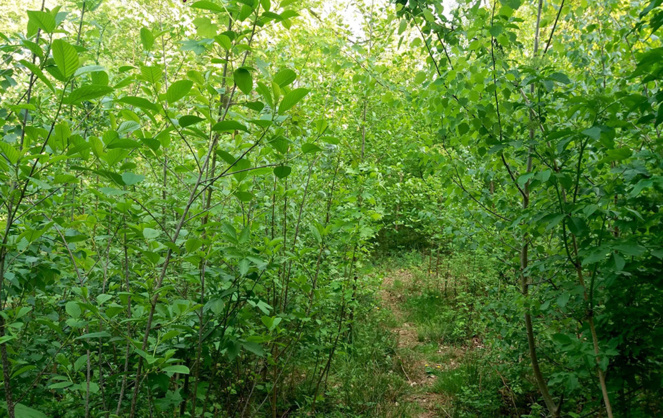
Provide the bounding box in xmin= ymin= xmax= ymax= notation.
xmin=0 ymin=0 xmax=409 ymax=416
xmin=392 ymin=0 xmax=663 ymax=415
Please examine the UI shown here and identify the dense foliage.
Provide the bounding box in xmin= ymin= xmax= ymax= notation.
xmin=0 ymin=0 xmax=661 ymax=416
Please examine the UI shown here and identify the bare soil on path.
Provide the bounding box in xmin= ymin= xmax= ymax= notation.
xmin=380 ymin=269 xmax=465 ymax=418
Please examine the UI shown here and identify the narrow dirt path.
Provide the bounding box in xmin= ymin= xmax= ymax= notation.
xmin=380 ymin=269 xmax=458 ymax=417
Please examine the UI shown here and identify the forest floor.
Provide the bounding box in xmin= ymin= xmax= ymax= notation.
xmin=379 ymin=268 xmax=469 ymax=417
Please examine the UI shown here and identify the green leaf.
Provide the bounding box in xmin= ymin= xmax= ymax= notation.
xmin=273 ymin=69 xmax=296 ymax=87
xmin=557 ymin=293 xmax=570 ymax=308
xmin=242 ymin=341 xmax=265 ymax=356
xmin=140 ymin=65 xmax=163 ymax=84
xmin=268 ymin=135 xmax=290 ymax=153
xmin=234 ymin=68 xmax=253 ymax=95
xmin=122 ymin=172 xmax=145 ymax=186
xmin=235 ymin=191 xmax=254 ymax=202
xmin=614 ymin=243 xmax=646 ymax=257
xmin=185 ymin=237 xmax=202 ymax=253
xmin=19 ymin=59 xmax=55 ymax=93
xmin=0 ymin=335 xmax=16 ymax=345
xmin=398 ymin=19 xmax=407 ymax=35
xmin=215 ymin=34 xmax=232 ymax=50
xmin=206 ymin=298 xmax=225 ymax=315
xmin=65 ymin=301 xmax=81 ymax=319
xmin=143 ymin=228 xmax=161 ymax=239
xmin=15 ymin=403 xmax=48 ymax=418
xmin=302 ymin=143 xmax=322 ymax=154
xmin=614 ymin=253 xmax=625 ymax=271
xmin=117 ymin=121 xmax=141 ymax=136
xmin=118 ymin=96 xmax=159 ymax=112
xmin=212 ymin=120 xmax=249 ymax=133
xmin=582 ymin=126 xmax=601 ymax=140
xmin=190 ymin=1 xmax=224 ymax=13
xmin=550 ymin=72 xmax=571 ymax=84
xmin=0 ymin=142 xmax=20 ymax=165
xmin=274 ymin=166 xmax=291 ymax=178
xmin=16 ymin=306 xmax=32 ymax=320
xmin=194 ymin=17 xmax=218 ymax=38
xmin=107 ymin=139 xmax=140 ymax=149
xmin=140 ymin=27 xmax=154 ymax=51
xmin=162 ymin=365 xmax=190 ymax=374
xmin=499 ymin=0 xmax=521 ymax=10
xmin=74 ymin=65 xmax=106 ymax=77
xmin=489 ymin=24 xmax=503 ymax=37
xmin=552 ymin=333 xmax=573 ymax=346
xmin=422 ymin=9 xmax=436 ymax=22
xmin=166 ymin=80 xmax=194 ymax=104
xmin=179 ymin=115 xmax=205 ymax=128
xmin=27 ymin=10 xmax=56 ymax=34
xmin=76 ymin=331 xmax=111 ymax=340
xmin=100 ymin=187 xmax=128 ymax=196
xmin=65 ymin=85 xmax=114 ymax=104
xmin=278 ymin=88 xmax=309 ymax=113
xmin=52 ymin=39 xmax=80 ymax=79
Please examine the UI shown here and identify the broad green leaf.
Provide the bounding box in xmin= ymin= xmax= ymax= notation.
xmin=140 ymin=65 xmax=163 ymax=84
xmin=398 ymin=19 xmax=407 ymax=35
xmin=185 ymin=237 xmax=202 ymax=253
xmin=74 ymin=65 xmax=106 ymax=77
xmin=65 ymin=85 xmax=114 ymax=104
xmin=76 ymin=331 xmax=111 ymax=340
xmin=143 ymin=228 xmax=160 ymax=239
xmin=212 ymin=120 xmax=249 ymax=132
xmin=582 ymin=126 xmax=601 ymax=140
xmin=27 ymin=10 xmax=56 ymax=34
xmin=166 ymin=80 xmax=194 ymax=103
xmin=550 ymin=72 xmax=571 ymax=84
xmin=552 ymin=333 xmax=573 ymax=346
xmin=234 ymin=68 xmax=253 ymax=95
xmin=15 ymin=403 xmax=48 ymax=418
xmin=65 ymin=301 xmax=81 ymax=319
xmin=118 ymin=96 xmax=159 ymax=112
xmin=268 ymin=135 xmax=290 ymax=153
xmin=215 ymin=34 xmax=232 ymax=50
xmin=239 ymin=4 xmax=253 ymax=21
xmin=122 ymin=172 xmax=145 ymax=186
xmin=0 ymin=335 xmax=16 ymax=345
xmin=557 ymin=292 xmax=570 ymax=308
xmin=16 ymin=306 xmax=32 ymax=320
xmin=273 ymin=69 xmax=296 ymax=87
xmin=162 ymin=365 xmax=190 ymax=374
xmin=179 ymin=115 xmax=205 ymax=128
xmin=107 ymin=139 xmax=140 ymax=149
xmin=274 ymin=166 xmax=291 ymax=178
xmin=302 ymin=143 xmax=322 ymax=154
xmin=19 ymin=59 xmax=55 ymax=93
xmin=140 ymin=27 xmax=154 ymax=51
xmin=242 ymin=341 xmax=265 ymax=356
xmin=194 ymin=17 xmax=218 ymax=38
xmin=0 ymin=142 xmax=20 ymax=165
xmin=190 ymin=1 xmax=224 ymax=12
xmin=278 ymin=88 xmax=309 ymax=113
xmin=117 ymin=121 xmax=141 ymax=136
xmin=235 ymin=191 xmax=254 ymax=202
xmin=206 ymin=298 xmax=225 ymax=315
xmin=52 ymin=39 xmax=79 ymax=79
xmin=499 ymin=0 xmax=521 ymax=9
xmin=614 ymin=253 xmax=625 ymax=271
xmin=100 ymin=187 xmax=128 ymax=196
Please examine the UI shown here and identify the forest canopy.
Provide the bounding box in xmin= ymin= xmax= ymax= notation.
xmin=0 ymin=0 xmax=662 ymax=416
